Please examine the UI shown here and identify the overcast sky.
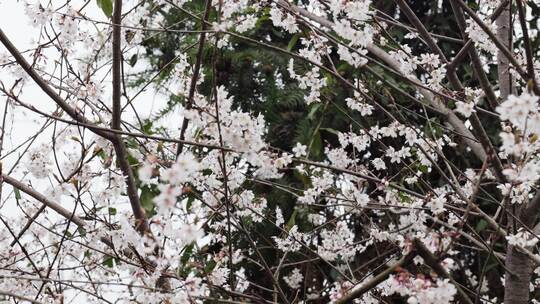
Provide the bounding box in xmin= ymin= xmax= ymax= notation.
xmin=0 ymin=0 xmax=170 ymax=224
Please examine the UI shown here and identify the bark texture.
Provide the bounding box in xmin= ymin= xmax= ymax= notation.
xmin=498 ymin=1 xmax=533 ymax=301
xmin=505 ymin=247 xmax=533 ymax=304
xmin=497 ymin=2 xmax=512 ymax=99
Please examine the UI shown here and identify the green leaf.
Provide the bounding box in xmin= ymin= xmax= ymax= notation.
xmin=181 ymin=244 xmax=194 ymax=264
xmin=77 ymin=227 xmax=87 ymax=237
xmin=128 ymin=54 xmax=138 ymax=67
xmin=320 ymin=127 xmax=340 ymax=136
xmin=475 ymin=219 xmax=488 ymax=232
xmin=13 ymin=187 xmax=21 ymax=201
xmin=108 ymin=207 xmax=117 ymax=216
xmin=127 ymin=153 xmax=139 ymax=166
xmin=398 ymin=191 xmax=411 ymax=204
xmin=309 ymin=130 xmax=323 ymax=159
xmin=178 ymin=243 xmax=195 ymax=276
xmin=102 ymin=256 xmax=119 ymax=268
xmin=287 ymin=34 xmax=300 ymax=51
xmin=418 ymin=164 xmax=429 ymax=174
xmin=293 ymin=168 xmax=311 ymax=187
xmin=142 ymin=120 xmax=153 ymax=134
xmin=96 ymin=0 xmax=113 ymax=18
xmin=204 ymin=259 xmax=216 ymax=273
xmin=186 ymin=195 xmax=195 ymax=212
xmin=95 ymin=148 xmax=107 ymax=161
xmin=307 ymin=103 xmax=322 ymax=121
xmin=285 ymin=209 xmax=297 ymax=231
xmin=140 ymin=185 xmax=158 ymax=215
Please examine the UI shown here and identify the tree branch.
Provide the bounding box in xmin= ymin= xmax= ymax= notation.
xmin=335 ymin=251 xmax=416 ymax=304
xmin=1 ymin=174 xmax=86 ymax=228
xmin=112 ymin=0 xmax=123 ymax=131
xmin=176 ymin=0 xmax=212 ymax=157
xmin=277 ymin=0 xmax=487 ymax=162
xmin=0 ymin=29 xmax=114 ymax=141
xmin=395 ymin=0 xmax=504 ymax=181
xmin=413 ymin=239 xmax=474 ymax=304
xmin=515 ymin=0 xmax=536 ymax=86
xmin=448 ymin=0 xmax=507 ymax=110
xmin=452 ymin=0 xmax=540 ymax=94
xmin=0 ymin=14 xmax=149 ymax=234
xmin=110 ymin=0 xmax=149 ymax=234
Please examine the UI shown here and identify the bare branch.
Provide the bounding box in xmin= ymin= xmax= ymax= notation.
xmin=0 ymin=29 xmax=114 ymax=140
xmin=1 ymin=174 xmax=86 ymax=228
xmin=335 ymin=251 xmax=416 ymax=304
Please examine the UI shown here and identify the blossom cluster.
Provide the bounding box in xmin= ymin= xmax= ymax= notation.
xmin=2 ymin=0 xmax=540 ymax=303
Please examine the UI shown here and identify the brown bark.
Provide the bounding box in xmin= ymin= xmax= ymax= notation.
xmin=498 ymin=2 xmax=533 ymax=302
xmin=497 ymin=2 xmax=512 ymax=99
xmin=111 ymin=0 xmax=149 ymax=234
xmin=505 ymin=247 xmax=533 ymax=304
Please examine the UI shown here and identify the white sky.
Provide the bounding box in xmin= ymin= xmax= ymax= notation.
xmin=0 ymin=1 xmax=171 ymax=224
xmin=0 ymin=0 xmax=169 ymax=177
xmin=0 ymin=2 xmax=172 ymax=301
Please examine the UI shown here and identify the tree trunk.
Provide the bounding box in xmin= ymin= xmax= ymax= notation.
xmin=497 ymin=1 xmax=512 ymax=99
xmin=497 ymin=2 xmax=534 ymax=303
xmin=505 ymin=247 xmax=533 ymax=304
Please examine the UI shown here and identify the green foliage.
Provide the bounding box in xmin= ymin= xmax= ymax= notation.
xmin=139 ymin=185 xmax=159 ymax=215
xmin=13 ymin=187 xmax=21 ymax=201
xmin=102 ymin=256 xmax=120 ymax=268
xmin=96 ymin=0 xmax=113 ymax=18
xmin=132 ymin=0 xmax=513 ymax=300
xmin=108 ymin=207 xmax=117 ymax=216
